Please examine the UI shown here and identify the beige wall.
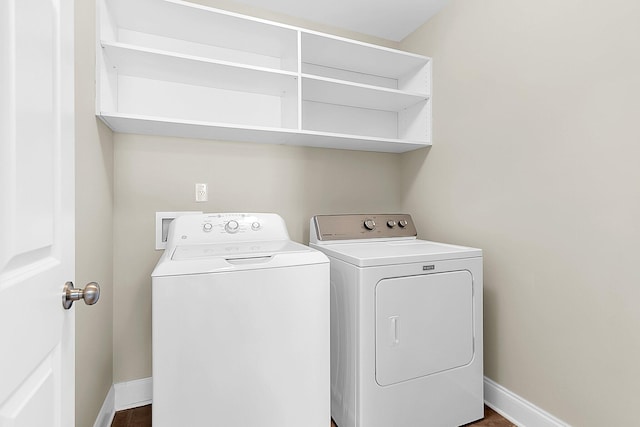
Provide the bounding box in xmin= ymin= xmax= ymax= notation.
xmin=75 ymin=0 xmax=115 ymax=426
xmin=113 ymin=135 xmax=401 ymax=382
xmin=400 ymin=1 xmax=640 ymax=425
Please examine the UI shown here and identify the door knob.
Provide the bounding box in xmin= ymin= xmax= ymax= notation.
xmin=62 ymin=281 xmax=100 ymax=310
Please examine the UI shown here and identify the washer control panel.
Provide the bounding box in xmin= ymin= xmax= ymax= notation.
xmin=166 ymin=213 xmax=289 ymax=246
xmin=312 ymin=214 xmax=417 ymax=241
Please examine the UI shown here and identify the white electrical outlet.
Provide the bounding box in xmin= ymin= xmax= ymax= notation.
xmin=195 ymin=183 xmax=208 ymax=202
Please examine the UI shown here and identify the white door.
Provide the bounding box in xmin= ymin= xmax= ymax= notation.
xmin=0 ymin=0 xmax=76 ymax=425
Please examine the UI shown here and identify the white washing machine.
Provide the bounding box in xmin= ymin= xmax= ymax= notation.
xmin=309 ymin=214 xmax=483 ymax=427
xmin=152 ymin=213 xmax=330 ymax=427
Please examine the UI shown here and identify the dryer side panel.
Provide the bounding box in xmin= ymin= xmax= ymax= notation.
xmin=327 ymin=257 xmax=360 ymax=427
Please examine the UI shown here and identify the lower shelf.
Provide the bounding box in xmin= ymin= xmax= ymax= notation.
xmin=98 ymin=113 xmax=431 ymax=153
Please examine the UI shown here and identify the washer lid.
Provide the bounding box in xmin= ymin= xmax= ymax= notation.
xmin=311 ymin=239 xmax=481 ymax=267
xmin=172 ymin=240 xmax=306 ymax=260
xmin=152 ymin=240 xmax=328 ymax=277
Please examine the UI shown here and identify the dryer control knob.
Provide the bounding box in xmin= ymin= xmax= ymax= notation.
xmin=364 ymin=219 xmax=376 ymax=230
xmin=203 ymin=223 xmax=213 ymax=232
xmin=398 ymin=219 xmax=408 ymax=228
xmin=387 ymin=220 xmax=397 ymax=228
xmin=225 ymin=220 xmax=239 ymax=233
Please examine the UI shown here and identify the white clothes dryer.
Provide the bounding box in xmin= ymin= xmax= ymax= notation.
xmin=310 ymin=214 xmax=483 ymax=427
xmin=152 ymin=213 xmax=330 ymax=427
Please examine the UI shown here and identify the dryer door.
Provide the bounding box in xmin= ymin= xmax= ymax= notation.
xmin=375 ymin=271 xmax=474 ymax=386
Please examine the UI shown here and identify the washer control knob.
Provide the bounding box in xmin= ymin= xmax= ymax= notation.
xmin=387 ymin=220 xmax=397 ymax=228
xmin=225 ymin=220 xmax=239 ymax=233
xmin=364 ymin=219 xmax=376 ymax=231
xmin=203 ymin=223 xmax=213 ymax=232
xmin=398 ymin=219 xmax=408 ymax=228
xmin=251 ymin=221 xmax=261 ymax=231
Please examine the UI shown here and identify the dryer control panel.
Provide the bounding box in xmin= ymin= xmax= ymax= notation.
xmin=311 ymin=214 xmax=417 ymax=242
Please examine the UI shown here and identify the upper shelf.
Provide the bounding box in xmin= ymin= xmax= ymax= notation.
xmin=302 ymin=75 xmax=428 ymax=112
xmin=301 ymin=31 xmax=430 ymax=91
xmin=102 ymin=42 xmax=298 ymax=96
xmin=102 ymin=0 xmax=299 ymax=71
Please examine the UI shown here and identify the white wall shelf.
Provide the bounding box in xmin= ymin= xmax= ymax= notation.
xmin=97 ymin=0 xmax=432 ymax=153
xmin=301 ymin=75 xmax=428 ymax=111
xmin=102 ymin=42 xmax=299 ymax=96
xmin=301 ymin=31 xmax=429 ymax=91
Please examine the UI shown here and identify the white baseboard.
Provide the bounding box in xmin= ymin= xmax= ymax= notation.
xmin=92 ymin=385 xmax=115 ymax=427
xmin=93 ymin=378 xmax=152 ymax=427
xmin=114 ymin=377 xmax=153 ymax=411
xmin=484 ymin=377 xmax=570 ymax=427
xmin=96 ymin=376 xmax=569 ymax=427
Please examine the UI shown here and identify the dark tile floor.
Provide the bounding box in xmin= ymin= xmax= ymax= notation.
xmin=111 ymin=404 xmax=515 ymax=426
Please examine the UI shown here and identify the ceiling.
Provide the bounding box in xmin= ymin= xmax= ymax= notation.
xmin=232 ymin=0 xmax=449 ymax=42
